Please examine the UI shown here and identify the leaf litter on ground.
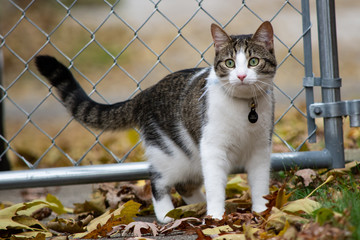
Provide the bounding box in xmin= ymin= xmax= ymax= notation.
xmin=1 ymin=164 xmax=359 ymax=239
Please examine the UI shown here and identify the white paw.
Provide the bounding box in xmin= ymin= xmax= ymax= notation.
xmin=252 ymin=202 xmax=267 ymax=213
xmin=207 ymin=210 xmax=225 ymax=220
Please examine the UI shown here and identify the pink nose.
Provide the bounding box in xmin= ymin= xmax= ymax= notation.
xmin=237 ymin=74 xmax=247 ymax=81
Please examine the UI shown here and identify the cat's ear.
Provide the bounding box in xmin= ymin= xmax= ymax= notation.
xmin=211 ymin=24 xmax=231 ymax=52
xmin=252 ymin=21 xmax=274 ymax=53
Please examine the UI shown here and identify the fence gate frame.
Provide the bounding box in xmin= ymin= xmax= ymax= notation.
xmin=0 ymin=0 xmax=359 ymax=190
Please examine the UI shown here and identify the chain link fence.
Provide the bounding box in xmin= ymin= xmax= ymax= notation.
xmin=1 ymin=0 xmax=356 ymax=188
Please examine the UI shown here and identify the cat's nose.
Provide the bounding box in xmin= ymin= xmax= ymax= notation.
xmin=237 ymin=74 xmax=247 ymax=81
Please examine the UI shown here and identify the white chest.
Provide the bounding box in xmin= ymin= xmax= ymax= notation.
xmin=202 ymin=84 xmax=273 ymax=165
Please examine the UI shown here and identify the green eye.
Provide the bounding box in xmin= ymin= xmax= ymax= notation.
xmin=249 ymin=57 xmax=259 ymax=66
xmin=225 ymin=59 xmax=235 ymax=68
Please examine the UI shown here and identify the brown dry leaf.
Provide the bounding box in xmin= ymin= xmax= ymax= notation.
xmin=71 ymin=200 xmax=141 ymax=239
xmin=122 ymin=221 xmax=159 ymax=237
xmin=47 ymin=215 xmax=93 ymax=233
xmin=73 ymin=191 xmax=107 ymax=216
xmin=81 ymin=215 xmax=124 ymax=239
xmin=98 ymin=181 xmax=153 ymax=210
xmin=298 ymin=222 xmax=351 ymax=239
xmin=265 ymin=207 xmax=308 ymax=234
xmin=295 ymin=169 xmax=317 ymax=187
xmin=31 ymin=207 xmax=52 ymax=220
xmin=160 ymin=217 xmax=201 ymax=234
xmin=263 ymin=185 xmax=291 ymax=218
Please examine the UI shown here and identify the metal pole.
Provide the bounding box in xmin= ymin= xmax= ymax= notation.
xmin=0 ymin=48 xmax=11 ymax=171
xmin=302 ymin=0 xmax=316 ymax=143
xmin=0 ymin=152 xmax=334 ymax=190
xmin=316 ymin=0 xmax=345 ymax=168
xmin=0 ymin=162 xmax=150 ymax=190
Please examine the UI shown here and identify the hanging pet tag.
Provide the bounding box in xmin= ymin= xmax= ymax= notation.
xmin=248 ymin=108 xmax=258 ymax=123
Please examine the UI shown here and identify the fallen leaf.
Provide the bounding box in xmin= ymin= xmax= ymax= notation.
xmin=263 ymin=185 xmax=291 ymax=217
xmin=71 ymin=200 xmax=141 ymax=238
xmin=166 ymin=202 xmax=206 ymax=219
xmin=87 ymin=200 xmax=140 ymax=232
xmin=160 ymin=217 xmax=201 ymax=234
xmin=47 ymin=215 xmax=93 ymax=233
xmin=282 ymin=198 xmax=321 ymax=214
xmin=122 ymin=221 xmax=158 ymax=237
xmin=278 ymin=220 xmax=298 ymax=239
xmin=295 ymin=169 xmax=317 ymax=187
xmin=81 ymin=215 xmax=124 ymax=239
xmin=73 ymin=191 xmax=106 ymax=216
xmin=212 ymin=233 xmax=246 ymax=240
xmin=266 ymin=207 xmax=308 ymax=234
xmin=202 ymin=225 xmax=233 ymax=235
xmin=10 ymin=232 xmax=48 ymax=239
xmin=243 ymin=223 xmax=259 ymax=240
xmin=195 ymin=228 xmax=212 ymax=240
xmin=0 ymin=203 xmax=34 ymax=231
xmin=226 ymin=175 xmax=249 ymax=198
xmin=314 ymin=208 xmax=335 ymax=226
xmin=306 ymin=175 xmax=334 ymax=198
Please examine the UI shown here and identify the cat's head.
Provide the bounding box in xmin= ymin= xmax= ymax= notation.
xmin=211 ymin=21 xmax=277 ymax=99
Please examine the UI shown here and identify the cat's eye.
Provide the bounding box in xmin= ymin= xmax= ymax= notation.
xmin=225 ymin=59 xmax=235 ymax=68
xmin=249 ymin=57 xmax=259 ymax=67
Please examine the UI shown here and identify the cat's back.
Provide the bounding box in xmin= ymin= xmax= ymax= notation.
xmin=132 ymin=67 xmax=210 ymax=145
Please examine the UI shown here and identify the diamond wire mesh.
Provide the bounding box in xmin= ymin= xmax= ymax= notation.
xmin=0 ymin=0 xmax=311 ymax=170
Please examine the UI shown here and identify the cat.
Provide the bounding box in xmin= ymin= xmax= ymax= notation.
xmin=35 ymin=21 xmax=276 ymax=223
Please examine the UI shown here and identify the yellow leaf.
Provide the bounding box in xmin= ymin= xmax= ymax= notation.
xmin=226 ymin=175 xmax=249 ymax=198
xmin=282 ymin=198 xmax=321 ymax=214
xmin=11 ymin=231 xmax=51 ymax=239
xmin=74 ymin=200 xmax=141 ymax=238
xmin=0 ymin=203 xmax=34 ymax=230
xmin=116 ymin=200 xmax=142 ymax=224
xmin=266 ymin=207 xmax=308 ymax=233
xmin=306 ymin=175 xmax=334 ymax=198
xmin=202 ymin=225 xmax=233 ymax=235
xmin=275 ymin=187 xmax=291 ymax=209
xmin=166 ymin=202 xmax=206 ymax=219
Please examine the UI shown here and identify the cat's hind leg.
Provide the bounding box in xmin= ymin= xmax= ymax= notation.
xmin=149 ymin=169 xmax=174 ymax=223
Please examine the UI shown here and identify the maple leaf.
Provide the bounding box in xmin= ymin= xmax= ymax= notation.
xmin=121 ymin=221 xmax=159 ymax=237
xmin=263 ymin=184 xmax=291 ymax=218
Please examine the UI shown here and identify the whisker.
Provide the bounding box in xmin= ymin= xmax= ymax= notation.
xmin=254 ymin=83 xmax=272 ymax=104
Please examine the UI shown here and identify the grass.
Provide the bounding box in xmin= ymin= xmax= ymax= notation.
xmin=275 ymin=166 xmax=360 ymax=239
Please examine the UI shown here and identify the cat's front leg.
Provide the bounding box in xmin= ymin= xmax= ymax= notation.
xmin=200 ymin=145 xmax=229 ymax=219
xmin=246 ymin=147 xmax=271 ymax=212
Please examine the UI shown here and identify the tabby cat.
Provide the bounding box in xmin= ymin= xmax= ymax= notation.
xmin=35 ymin=21 xmax=276 ymax=223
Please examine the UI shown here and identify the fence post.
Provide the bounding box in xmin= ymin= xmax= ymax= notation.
xmin=302 ymin=0 xmax=317 ymax=143
xmin=0 ymin=48 xmax=11 ymax=171
xmin=316 ymin=0 xmax=345 ymax=168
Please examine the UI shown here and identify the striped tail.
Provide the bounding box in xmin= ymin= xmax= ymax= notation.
xmin=35 ymin=55 xmax=136 ymax=130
